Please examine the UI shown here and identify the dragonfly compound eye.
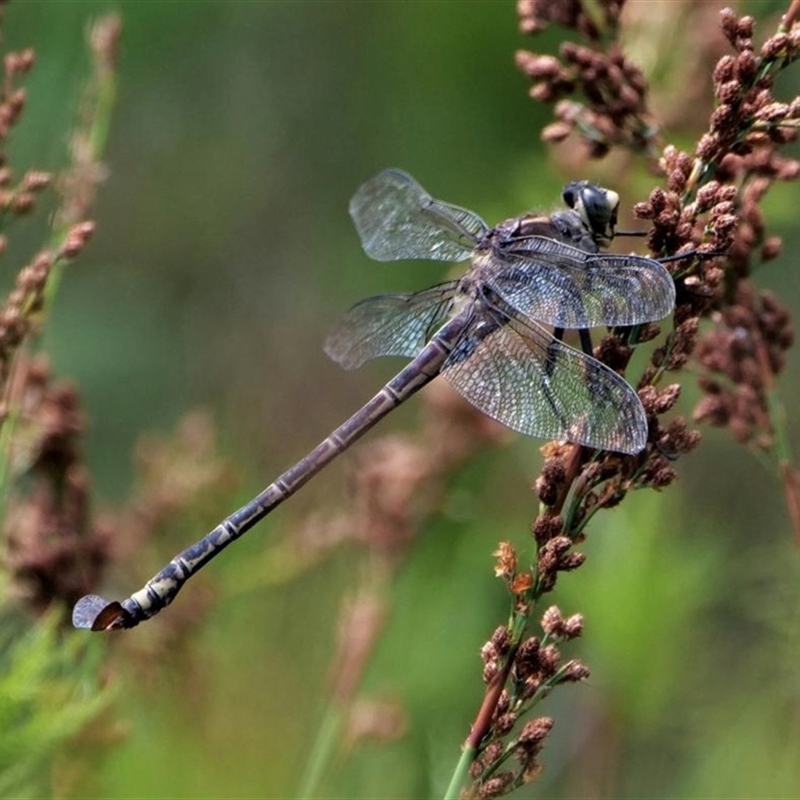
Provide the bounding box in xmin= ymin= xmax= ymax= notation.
xmin=561 ymin=180 xmax=586 ymax=211
xmin=576 ymin=184 xmax=620 ymax=242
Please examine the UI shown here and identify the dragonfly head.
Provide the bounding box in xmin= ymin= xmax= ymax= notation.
xmin=562 ymin=181 xmax=620 ymax=247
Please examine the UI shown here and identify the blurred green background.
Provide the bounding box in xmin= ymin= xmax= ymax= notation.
xmin=4 ymin=1 xmax=800 ymax=798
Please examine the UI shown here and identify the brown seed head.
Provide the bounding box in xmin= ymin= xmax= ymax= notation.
xmin=478 ymin=772 xmax=514 ymax=800
xmin=491 ymin=625 xmax=511 ymax=655
xmin=493 ymin=541 xmax=517 ymax=580
xmin=532 ymin=513 xmax=563 ymax=545
xmin=559 ymin=658 xmax=591 ymax=682
xmin=535 ymin=455 xmax=566 ymax=506
xmin=541 ymin=605 xmax=584 ymax=640
xmin=510 ymin=571 xmax=534 ymax=594
xmin=23 ymin=170 xmax=51 ymax=192
xmin=11 ymin=191 xmax=34 ymax=214
xmin=540 ymin=605 xmax=563 ymax=637
xmin=515 ymin=635 xmax=541 ymax=680
xmin=494 ymin=711 xmax=517 ymax=737
xmin=480 ymin=641 xmax=497 ymax=665
xmin=538 ymin=643 xmax=561 ymax=677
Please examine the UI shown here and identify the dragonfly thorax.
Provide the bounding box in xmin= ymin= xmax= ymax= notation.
xmin=484 ymin=210 xmax=600 ymax=255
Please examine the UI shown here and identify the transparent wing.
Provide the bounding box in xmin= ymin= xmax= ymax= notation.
xmin=486 ymin=236 xmax=675 ymax=328
xmin=324 ymin=281 xmax=458 ymax=370
xmin=349 ymin=169 xmax=488 ymax=262
xmin=441 ymin=311 xmax=647 ymax=454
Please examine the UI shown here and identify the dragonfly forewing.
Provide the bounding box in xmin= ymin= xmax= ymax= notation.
xmin=440 ymin=310 xmax=647 ymax=454
xmin=349 ymin=169 xmax=487 ymax=262
xmin=324 ymin=282 xmax=458 ymax=369
xmin=485 ymin=240 xmax=676 ymax=330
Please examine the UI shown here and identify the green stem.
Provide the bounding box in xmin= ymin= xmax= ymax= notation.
xmin=767 ymin=387 xmax=792 ymax=466
xmin=444 ymin=743 xmax=477 ymax=800
xmin=296 ymin=704 xmax=342 ymax=800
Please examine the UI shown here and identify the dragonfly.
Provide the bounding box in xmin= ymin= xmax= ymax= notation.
xmin=72 ymin=169 xmax=675 ymax=631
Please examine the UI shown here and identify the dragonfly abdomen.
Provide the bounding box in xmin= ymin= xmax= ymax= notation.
xmin=74 ymin=312 xmax=473 ymax=630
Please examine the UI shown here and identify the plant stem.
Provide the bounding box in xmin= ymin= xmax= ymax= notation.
xmin=444 ymin=743 xmax=477 ymax=800
xmin=297 ymin=704 xmax=342 ymax=800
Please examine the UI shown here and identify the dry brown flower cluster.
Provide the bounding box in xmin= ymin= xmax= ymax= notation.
xmin=516 ymin=0 xmax=655 ymax=156
xmin=0 ymin=13 xmax=120 ymax=395
xmin=694 ymin=285 xmax=793 ymax=446
xmin=0 ymin=13 xmax=120 ymax=394
xmin=459 ymin=3 xmax=800 ymax=797
xmin=2 ymin=356 xmax=109 ymax=612
xmin=629 ymin=7 xmax=800 ymax=456
xmin=467 ymin=596 xmax=586 ymax=796
xmin=0 ymin=12 xmax=125 ymax=623
xmin=0 ymin=7 xmax=239 ymax=651
xmin=57 ymin=13 xmax=120 ymax=232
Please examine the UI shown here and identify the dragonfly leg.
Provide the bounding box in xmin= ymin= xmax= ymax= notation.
xmin=547 ymin=327 xmax=565 ymax=378
xmin=549 ymin=327 xmax=594 ymax=362
xmin=535 ymin=325 xmax=569 ymax=434
xmin=578 ymin=328 xmax=593 ymax=356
